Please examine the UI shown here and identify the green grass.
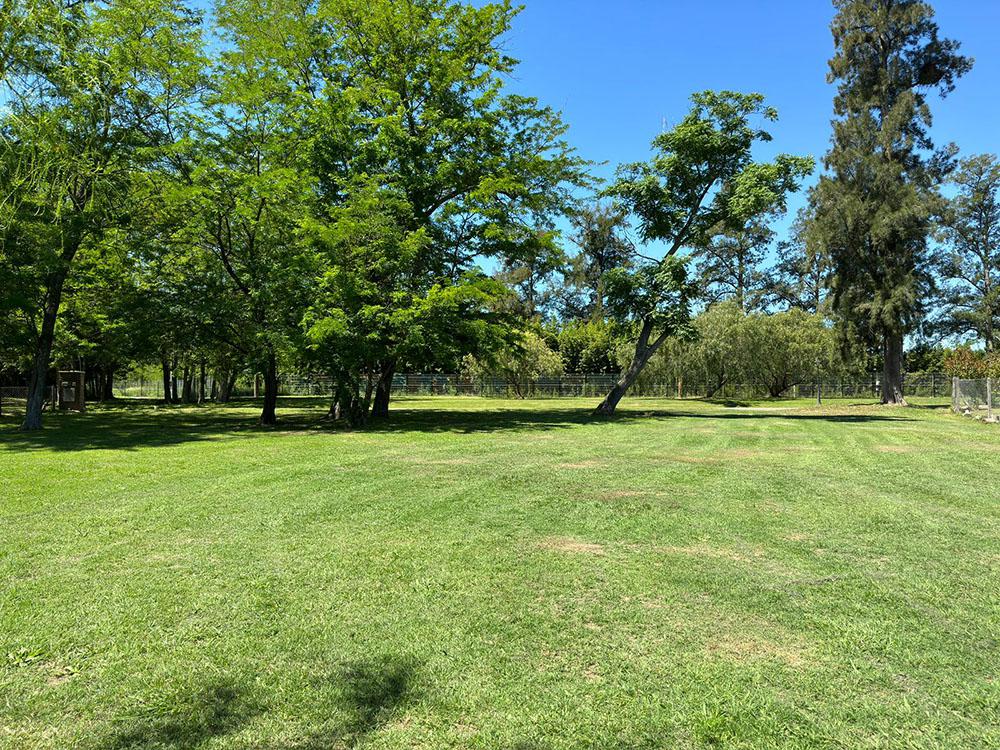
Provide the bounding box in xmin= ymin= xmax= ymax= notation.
xmin=2 ymin=396 xmax=998 ymax=749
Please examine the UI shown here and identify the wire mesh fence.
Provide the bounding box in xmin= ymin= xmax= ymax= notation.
xmin=952 ymin=377 xmax=997 ymax=421
xmin=0 ymin=386 xmax=57 ymax=417
xmin=111 ymin=372 xmax=952 ymax=402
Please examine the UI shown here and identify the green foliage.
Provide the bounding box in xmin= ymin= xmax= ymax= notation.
xmin=557 ymin=203 xmax=634 ymax=321
xmin=461 ymin=329 xmax=563 ymax=398
xmin=811 ymin=0 xmax=973 ymax=397
xmin=603 ymin=256 xmax=696 ymax=334
xmin=767 ymin=208 xmax=830 ymax=313
xmin=553 ymin=320 xmax=620 ymax=374
xmin=693 ymin=221 xmax=773 ymax=312
xmin=646 ymin=302 xmax=845 ymax=398
xmin=935 ymin=154 xmax=1000 ymax=351
xmin=609 ymin=91 xmax=812 ymax=254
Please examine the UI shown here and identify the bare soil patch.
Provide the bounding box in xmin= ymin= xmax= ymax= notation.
xmin=538 ymin=536 xmax=606 ymax=555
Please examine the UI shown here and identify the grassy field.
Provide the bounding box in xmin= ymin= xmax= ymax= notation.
xmin=2 ymin=396 xmax=998 ymax=749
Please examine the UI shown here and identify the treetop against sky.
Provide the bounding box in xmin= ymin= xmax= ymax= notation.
xmin=498 ymin=0 xmax=1000 ymax=245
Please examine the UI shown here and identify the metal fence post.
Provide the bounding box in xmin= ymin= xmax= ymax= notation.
xmin=988 ymin=377 xmax=994 ymax=421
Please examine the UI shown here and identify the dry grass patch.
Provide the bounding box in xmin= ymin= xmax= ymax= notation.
xmin=537 ymin=536 xmax=606 ymax=555
xmin=557 ymin=459 xmax=605 ymax=470
xmin=705 ymin=634 xmax=808 ymax=668
xmin=873 ymin=445 xmax=916 ymax=454
xmin=654 ymin=542 xmax=765 ymax=563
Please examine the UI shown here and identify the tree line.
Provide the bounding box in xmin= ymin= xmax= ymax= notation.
xmin=1 ymin=0 xmax=997 ymax=430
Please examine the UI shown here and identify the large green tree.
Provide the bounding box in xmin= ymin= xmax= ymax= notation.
xmin=0 ymin=0 xmax=202 ymax=429
xmin=176 ymin=0 xmax=323 ymax=425
xmin=310 ymin=0 xmax=589 ymax=418
xmin=811 ymin=0 xmax=972 ymax=405
xmin=595 ymin=91 xmax=812 ymax=415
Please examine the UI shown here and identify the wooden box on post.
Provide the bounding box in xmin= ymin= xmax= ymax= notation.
xmin=58 ymin=370 xmax=86 ymax=412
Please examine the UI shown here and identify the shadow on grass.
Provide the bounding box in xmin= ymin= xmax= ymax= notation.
xmin=0 ymin=397 xmax=915 ymax=452
xmin=365 ymin=404 xmax=914 ymax=434
xmin=294 ymin=656 xmax=419 ymax=749
xmin=101 ymin=682 xmax=261 ymax=750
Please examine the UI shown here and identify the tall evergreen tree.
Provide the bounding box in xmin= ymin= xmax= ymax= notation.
xmin=811 ymin=0 xmax=971 ymax=404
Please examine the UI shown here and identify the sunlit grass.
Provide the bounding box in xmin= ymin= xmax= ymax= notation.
xmin=2 ymin=396 xmax=998 ymax=748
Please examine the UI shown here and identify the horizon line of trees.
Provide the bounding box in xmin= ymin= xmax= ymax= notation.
xmin=2 ymin=0 xmax=998 ymax=430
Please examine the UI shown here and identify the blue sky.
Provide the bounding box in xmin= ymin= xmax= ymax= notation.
xmin=498 ymin=0 xmax=1000 ymax=243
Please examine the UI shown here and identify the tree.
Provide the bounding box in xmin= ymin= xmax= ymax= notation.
xmin=739 ymin=309 xmax=841 ymax=397
xmin=178 ymin=0 xmax=322 ymax=425
xmin=462 ymin=330 xmax=563 ymax=399
xmin=311 ymin=0 xmax=589 ymax=419
xmin=0 ymin=0 xmax=202 ymax=429
xmin=935 ymin=154 xmax=1000 ymax=351
xmin=554 ymin=319 xmax=619 ymax=374
xmin=767 ymin=208 xmax=830 ymax=313
xmin=811 ymin=0 xmax=972 ymax=405
xmin=693 ymin=220 xmax=773 ymax=312
xmin=304 ymin=184 xmax=517 ymax=424
xmin=594 ymin=91 xmax=812 ymax=415
xmin=558 ymin=203 xmax=634 ymax=321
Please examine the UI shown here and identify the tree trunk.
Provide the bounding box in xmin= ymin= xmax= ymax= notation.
xmin=198 ymin=360 xmax=206 ymax=404
xmin=182 ymin=366 xmax=194 ymax=403
xmin=20 ymin=261 xmax=73 ymax=430
xmin=161 ymin=356 xmax=173 ymax=404
xmin=260 ymin=351 xmax=278 ymax=425
xmin=880 ymin=331 xmax=907 ymax=405
xmin=102 ymin=370 xmax=115 ymax=401
xmin=371 ymin=360 xmax=395 ymax=419
xmin=594 ymin=320 xmax=668 ymax=416
xmin=170 ymin=356 xmax=179 ymax=402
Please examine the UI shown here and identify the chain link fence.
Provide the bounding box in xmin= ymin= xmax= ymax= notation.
xmin=111 ymin=372 xmax=952 ymax=401
xmin=952 ymin=377 xmax=997 ymax=421
xmin=0 ymin=386 xmax=58 ymax=418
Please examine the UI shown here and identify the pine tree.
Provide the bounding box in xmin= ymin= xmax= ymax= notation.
xmin=811 ymin=0 xmax=972 ymax=404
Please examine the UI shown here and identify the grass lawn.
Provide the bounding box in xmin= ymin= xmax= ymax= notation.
xmin=2 ymin=396 xmax=998 ymax=749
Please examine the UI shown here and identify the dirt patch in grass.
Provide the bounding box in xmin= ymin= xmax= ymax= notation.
xmin=557 ymin=460 xmax=604 ymax=470
xmin=705 ymin=635 xmax=807 ymax=667
xmin=783 ymin=533 xmax=813 ymax=542
xmin=538 ymin=536 xmax=605 ymax=555
xmin=654 ymin=543 xmax=764 ymax=563
xmin=661 ymin=448 xmax=768 ymax=466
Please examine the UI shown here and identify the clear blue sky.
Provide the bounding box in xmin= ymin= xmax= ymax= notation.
xmin=498 ymin=0 xmax=1000 ymax=242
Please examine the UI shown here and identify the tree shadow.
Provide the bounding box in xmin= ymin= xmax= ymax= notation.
xmin=0 ymin=398 xmax=917 ymax=453
xmin=363 ymin=404 xmax=914 ymax=434
xmin=100 ymin=681 xmax=260 ymax=750
xmin=0 ymin=406 xmax=264 ymax=453
xmin=295 ymin=656 xmax=420 ymax=749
